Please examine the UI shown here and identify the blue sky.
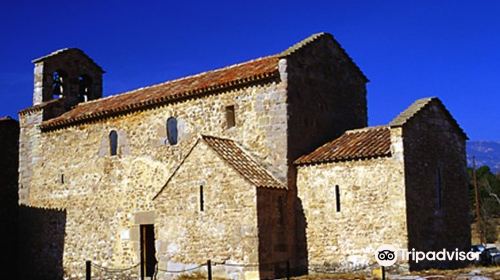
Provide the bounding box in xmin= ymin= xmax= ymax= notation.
xmin=1 ymin=0 xmax=499 ymax=140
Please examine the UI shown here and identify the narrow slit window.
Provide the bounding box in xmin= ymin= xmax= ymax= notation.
xmin=60 ymin=174 xmax=64 ymax=184
xmin=199 ymin=185 xmax=204 ymax=212
xmin=436 ymin=167 xmax=443 ymax=209
xmin=225 ymin=105 xmax=235 ymax=128
xmin=335 ymin=185 xmax=341 ymax=212
xmin=166 ymin=117 xmax=178 ymax=145
xmin=109 ymin=130 xmax=118 ymax=156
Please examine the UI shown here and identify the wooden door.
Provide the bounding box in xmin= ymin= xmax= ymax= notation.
xmin=140 ymin=224 xmax=157 ymax=279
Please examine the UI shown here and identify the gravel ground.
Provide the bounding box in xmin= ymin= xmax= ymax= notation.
xmin=292 ymin=266 xmax=499 ymax=280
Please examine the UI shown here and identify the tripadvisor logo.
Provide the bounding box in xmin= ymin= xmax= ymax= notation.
xmin=374 ymin=244 xmax=480 ymax=266
xmin=375 ymin=244 xmax=398 ymax=266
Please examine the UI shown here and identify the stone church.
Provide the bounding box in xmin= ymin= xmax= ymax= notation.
xmin=17 ymin=33 xmax=470 ymax=279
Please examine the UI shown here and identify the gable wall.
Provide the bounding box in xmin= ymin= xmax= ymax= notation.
xmin=401 ymin=103 xmax=470 ymax=270
xmin=154 ymin=142 xmax=261 ymax=280
xmin=285 ymin=36 xmax=368 ymax=269
xmin=296 ymin=128 xmax=408 ymax=270
xmin=286 ymin=37 xmax=367 ymax=163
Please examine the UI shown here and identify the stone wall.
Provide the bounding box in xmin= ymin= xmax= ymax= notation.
xmin=256 ymin=188 xmax=289 ymax=278
xmin=17 ymin=205 xmax=66 ymax=280
xmin=17 ymin=37 xmax=474 ymax=278
xmin=285 ymin=35 xmax=368 ymax=269
xmin=296 ymin=154 xmax=408 ymax=270
xmin=153 ymin=140 xmax=288 ymax=280
xmin=18 ymin=110 xmax=43 ymax=204
xmin=0 ymin=117 xmax=19 ymax=277
xmin=286 ymin=35 xmax=367 ymax=162
xmin=21 ymin=80 xmax=288 ymax=278
xmin=33 ymin=50 xmax=103 ymax=106
xmin=296 ymin=127 xmax=408 ymax=270
xmin=155 ymin=141 xmax=261 ymax=280
xmin=402 ymin=102 xmax=470 ymax=270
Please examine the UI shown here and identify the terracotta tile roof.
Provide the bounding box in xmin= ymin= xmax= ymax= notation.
xmin=202 ymin=135 xmax=286 ymax=189
xmin=295 ymin=127 xmax=392 ymax=165
xmin=19 ymin=98 xmax=64 ymax=115
xmin=40 ymin=55 xmax=280 ymax=131
xmin=390 ymin=97 xmax=467 ymax=139
xmin=36 ymin=32 xmax=367 ymax=131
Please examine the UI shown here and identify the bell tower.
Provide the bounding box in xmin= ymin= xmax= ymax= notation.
xmin=31 ymin=48 xmax=104 ymax=117
xmin=18 ymin=49 xmax=104 ymax=204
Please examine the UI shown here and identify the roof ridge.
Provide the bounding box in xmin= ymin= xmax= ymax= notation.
xmin=82 ymin=33 xmax=328 ymax=104
xmin=32 ymin=48 xmax=104 ymax=72
xmin=32 ymin=48 xmax=72 ymax=62
xmin=76 ymin=92 xmax=122 ymax=105
xmin=40 ymin=55 xmax=280 ymax=131
xmin=19 ymin=98 xmax=65 ymax=115
xmin=390 ymin=97 xmax=467 ymax=139
xmin=389 ymin=97 xmax=436 ymax=127
xmin=279 ymin=32 xmax=368 ymax=81
xmin=280 ymin=32 xmax=328 ymax=57
xmin=345 ymin=125 xmax=389 ymax=134
xmin=103 ymin=54 xmax=280 ymax=103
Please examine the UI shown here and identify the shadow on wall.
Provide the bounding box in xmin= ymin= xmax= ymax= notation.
xmin=18 ymin=205 xmax=67 ymax=280
xmin=0 ymin=118 xmax=19 ymax=279
xmin=404 ymin=157 xmax=472 ymax=270
xmin=256 ymin=188 xmax=285 ymax=279
xmin=294 ymin=198 xmax=309 ymax=275
xmin=256 ymin=188 xmax=309 ymax=279
xmin=0 ymin=184 xmax=18 ymax=278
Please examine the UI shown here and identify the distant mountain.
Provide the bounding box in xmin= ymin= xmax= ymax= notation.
xmin=467 ymin=141 xmax=500 ymax=173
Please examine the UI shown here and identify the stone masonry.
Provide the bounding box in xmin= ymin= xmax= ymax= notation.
xmin=154 ymin=136 xmax=286 ymax=280
xmin=21 ymin=80 xmax=288 ymax=279
xmin=17 ymin=33 xmax=470 ymax=279
xmin=0 ymin=117 xmax=19 ymax=277
xmin=399 ymin=99 xmax=470 ymax=270
xmin=295 ymin=98 xmax=470 ymax=271
xmin=296 ymin=127 xmax=408 ymax=270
